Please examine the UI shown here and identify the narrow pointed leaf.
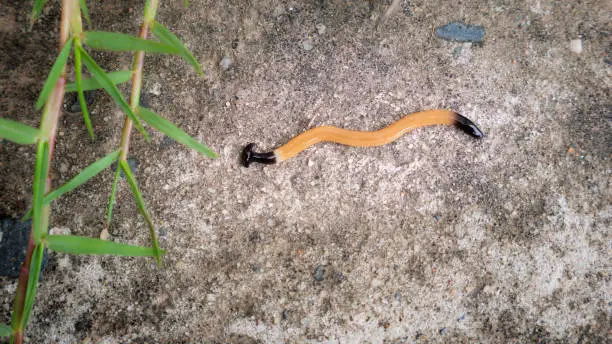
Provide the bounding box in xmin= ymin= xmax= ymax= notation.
xmin=106 ymin=163 xmax=121 ymax=225
xmin=74 ymin=44 xmax=95 ymax=140
xmin=79 ymin=0 xmax=91 ymax=26
xmin=47 ymin=150 xmax=121 ymax=205
xmin=0 ymin=118 xmax=39 ymax=145
xmin=21 ymin=210 xmax=31 ymax=222
xmin=151 ymin=21 xmax=203 ymax=75
xmin=22 ymin=143 xmax=110 ymax=218
xmin=66 ymin=70 xmax=132 ymax=92
xmin=120 ymin=160 xmax=162 ymax=265
xmin=36 ymin=37 xmax=74 ymax=110
xmin=184 ymin=0 xmax=189 ymax=7
xmin=20 ymin=244 xmax=44 ymax=329
xmin=0 ymin=323 xmax=12 ymax=336
xmin=137 ymin=106 xmax=216 ymax=158
xmin=83 ymin=31 xmax=180 ymax=54
xmin=78 ymin=46 xmax=149 ymax=141
xmin=30 ymin=0 xmax=47 ymax=23
xmin=32 ymin=141 xmax=49 ymax=242
xmin=46 ymin=235 xmax=164 ymax=257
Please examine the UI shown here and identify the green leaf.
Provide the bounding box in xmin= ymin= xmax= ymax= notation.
xmin=184 ymin=0 xmax=189 ymax=8
xmin=0 ymin=118 xmax=39 ymax=145
xmin=151 ymin=21 xmax=203 ymax=75
xmin=106 ymin=162 xmax=121 ymax=225
xmin=83 ymin=31 xmax=180 ymax=54
xmin=21 ymin=244 xmax=44 ymax=329
xmin=49 ymin=150 xmax=120 ymax=203
xmin=65 ymin=70 xmax=132 ymax=92
xmin=30 ymin=0 xmax=47 ymax=23
xmin=79 ymin=0 xmax=91 ymax=27
xmin=32 ymin=141 xmax=49 ymax=243
xmin=120 ymin=160 xmax=162 ymax=265
xmin=74 ymin=44 xmax=95 ymax=140
xmin=0 ymin=323 xmax=13 ymax=336
xmin=46 ymin=235 xmax=164 ymax=257
xmin=137 ymin=106 xmax=216 ymax=158
xmin=19 ymin=148 xmax=117 ymax=221
xmin=78 ymin=46 xmax=149 ymax=141
xmin=36 ymin=37 xmax=74 ymax=110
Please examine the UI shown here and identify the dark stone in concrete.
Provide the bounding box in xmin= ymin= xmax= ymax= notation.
xmin=435 ymin=22 xmax=485 ymax=43
xmin=0 ymin=216 xmax=48 ymax=278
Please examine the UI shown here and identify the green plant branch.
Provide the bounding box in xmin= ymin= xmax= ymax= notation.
xmin=71 ymin=0 xmax=95 ymax=140
xmin=10 ymin=1 xmax=73 ymax=342
xmin=118 ymin=1 xmax=159 ymax=161
xmin=3 ymin=1 xmax=214 ymax=340
xmin=107 ymin=0 xmax=160 ymax=237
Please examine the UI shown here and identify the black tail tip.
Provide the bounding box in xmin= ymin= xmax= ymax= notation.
xmin=241 ymin=143 xmax=277 ymax=168
xmin=454 ymin=113 xmax=485 ymax=139
xmin=241 ymin=143 xmax=256 ymax=168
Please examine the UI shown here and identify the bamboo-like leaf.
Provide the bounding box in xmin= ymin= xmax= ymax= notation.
xmin=20 ymin=244 xmax=44 ymax=329
xmin=30 ymin=0 xmax=48 ymax=23
xmin=66 ymin=70 xmax=132 ymax=92
xmin=74 ymin=44 xmax=94 ymax=140
xmin=32 ymin=141 xmax=49 ymax=243
xmin=137 ymin=106 xmax=216 ymax=158
xmin=151 ymin=21 xmax=203 ymax=75
xmin=46 ymin=235 xmax=164 ymax=257
xmin=79 ymin=0 xmax=91 ymax=27
xmin=120 ymin=160 xmax=162 ymax=265
xmin=0 ymin=118 xmax=39 ymax=145
xmin=106 ymin=162 xmax=121 ymax=225
xmin=23 ymin=151 xmax=119 ymax=221
xmin=36 ymin=37 xmax=74 ymax=110
xmin=83 ymin=31 xmax=180 ymax=54
xmin=78 ymin=46 xmax=149 ymax=141
xmin=49 ymin=150 xmax=120 ymax=205
xmin=0 ymin=323 xmax=12 ymax=336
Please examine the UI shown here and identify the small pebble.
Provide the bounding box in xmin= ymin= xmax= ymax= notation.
xmin=302 ymin=38 xmax=314 ymax=51
xmin=435 ymin=22 xmax=486 ymax=43
xmin=316 ymin=24 xmax=326 ymax=35
xmin=150 ymin=83 xmax=162 ymax=96
xmin=63 ymin=90 xmax=97 ymax=113
xmin=159 ymin=227 xmax=168 ymax=237
xmin=112 ymin=157 xmax=139 ymax=179
xmin=440 ymin=328 xmax=447 ymax=336
xmin=49 ymin=227 xmax=71 ymax=235
xmin=140 ymin=93 xmax=150 ymax=108
xmin=433 ymin=215 xmax=441 ymax=222
xmin=569 ymin=39 xmax=582 ymax=54
xmin=99 ymin=228 xmax=109 ymax=240
xmin=313 ymin=265 xmax=326 ymax=281
xmin=161 ymin=135 xmax=176 ymax=149
xmin=220 ymin=56 xmax=233 ymax=71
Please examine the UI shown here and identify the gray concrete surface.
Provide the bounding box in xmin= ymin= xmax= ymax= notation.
xmin=0 ymin=0 xmax=610 ymax=343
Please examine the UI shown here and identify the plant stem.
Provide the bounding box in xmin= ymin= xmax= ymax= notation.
xmin=11 ymin=1 xmax=73 ymax=342
xmin=119 ymin=0 xmax=159 ymax=160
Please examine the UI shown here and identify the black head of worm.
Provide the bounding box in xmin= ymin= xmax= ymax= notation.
xmin=241 ymin=143 xmax=277 ymax=168
xmin=453 ymin=113 xmax=485 ymax=139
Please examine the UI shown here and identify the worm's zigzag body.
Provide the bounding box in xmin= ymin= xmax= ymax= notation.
xmin=242 ymin=109 xmax=484 ymax=167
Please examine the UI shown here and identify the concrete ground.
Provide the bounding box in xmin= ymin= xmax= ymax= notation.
xmin=0 ymin=0 xmax=610 ymax=343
